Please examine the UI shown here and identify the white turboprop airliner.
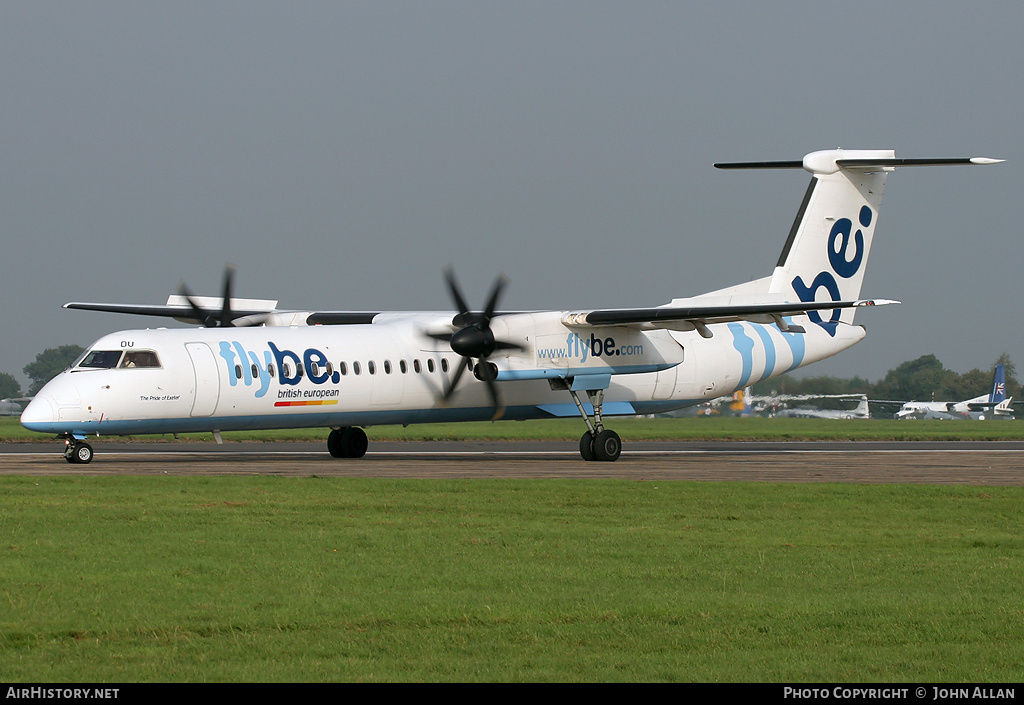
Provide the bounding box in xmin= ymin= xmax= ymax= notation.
xmin=772 ymin=394 xmax=872 ymax=420
xmin=893 ymin=364 xmax=1014 ymax=420
xmin=21 ymin=149 xmax=1001 ymax=464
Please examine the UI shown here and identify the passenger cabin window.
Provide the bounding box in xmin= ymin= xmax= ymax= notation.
xmin=120 ymin=351 xmax=161 ymax=368
xmin=79 ymin=351 xmax=123 ymax=369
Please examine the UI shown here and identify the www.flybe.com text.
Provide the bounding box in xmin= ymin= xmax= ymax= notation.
xmin=537 ymin=333 xmax=643 ymax=363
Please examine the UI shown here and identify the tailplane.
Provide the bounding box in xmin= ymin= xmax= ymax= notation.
xmin=715 ymin=150 xmax=1003 ymax=336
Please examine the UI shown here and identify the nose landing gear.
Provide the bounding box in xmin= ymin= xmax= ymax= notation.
xmin=62 ymin=436 xmax=94 ymax=464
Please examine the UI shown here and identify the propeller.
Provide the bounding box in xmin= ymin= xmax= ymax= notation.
xmin=428 ymin=267 xmax=523 ymax=419
xmin=177 ymin=264 xmax=240 ymax=328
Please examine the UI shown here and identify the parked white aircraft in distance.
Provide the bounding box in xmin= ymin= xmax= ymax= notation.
xmin=1 ymin=399 xmax=26 ymax=417
xmin=893 ymin=365 xmax=1014 ymax=420
xmin=772 ymin=394 xmax=871 ymax=420
xmin=21 ymin=149 xmax=1002 ymax=464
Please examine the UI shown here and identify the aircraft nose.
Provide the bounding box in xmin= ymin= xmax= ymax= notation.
xmin=20 ymin=395 xmax=56 ymax=429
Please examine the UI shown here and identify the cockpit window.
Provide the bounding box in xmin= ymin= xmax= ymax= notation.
xmin=78 ymin=350 xmax=123 ymax=369
xmin=120 ymin=351 xmax=161 ymax=368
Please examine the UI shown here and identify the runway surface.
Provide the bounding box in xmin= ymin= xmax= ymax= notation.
xmin=3 ymin=440 xmax=1024 ymax=484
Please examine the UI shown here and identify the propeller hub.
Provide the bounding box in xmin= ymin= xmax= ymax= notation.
xmin=449 ymin=325 xmax=495 ymax=359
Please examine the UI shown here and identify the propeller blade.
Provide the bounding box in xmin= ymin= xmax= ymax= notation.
xmin=443 ymin=266 xmax=472 ymax=318
xmin=482 ymin=372 xmax=505 ymax=421
xmin=177 ymin=281 xmax=215 ymax=327
xmin=219 ymin=264 xmax=236 ymax=327
xmin=442 ymin=357 xmax=471 ymax=402
xmin=482 ymin=274 xmax=508 ymax=320
xmin=176 ymin=264 xmax=241 ymax=328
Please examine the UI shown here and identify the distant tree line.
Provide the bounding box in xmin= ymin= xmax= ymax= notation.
xmin=759 ymin=353 xmax=1019 ymax=403
xmin=2 ymin=344 xmax=85 ymax=398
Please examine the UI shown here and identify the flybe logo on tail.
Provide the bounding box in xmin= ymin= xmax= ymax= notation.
xmin=791 ymin=205 xmax=872 ymax=337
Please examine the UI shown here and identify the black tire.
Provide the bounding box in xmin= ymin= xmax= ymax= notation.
xmin=73 ymin=442 xmax=93 ymax=464
xmin=593 ymin=430 xmax=621 ymax=462
xmin=327 ymin=428 xmax=348 ymax=458
xmin=579 ymin=431 xmax=596 ymax=461
xmin=342 ymin=427 xmax=368 ymax=459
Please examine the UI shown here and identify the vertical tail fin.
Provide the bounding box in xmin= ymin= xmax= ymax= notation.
xmin=989 ymin=364 xmax=1006 ymax=404
xmin=767 ymin=150 xmax=892 ymax=335
xmin=715 ymin=151 xmax=1003 ymax=336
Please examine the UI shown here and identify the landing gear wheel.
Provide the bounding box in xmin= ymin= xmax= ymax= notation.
xmin=327 ymin=428 xmax=347 ymax=458
xmin=579 ymin=431 xmax=596 ymax=462
xmin=592 ymin=430 xmax=621 ymax=462
xmin=64 ymin=441 xmax=94 ymax=464
xmin=342 ymin=427 xmax=368 ymax=459
xmin=327 ymin=427 xmax=368 ymax=459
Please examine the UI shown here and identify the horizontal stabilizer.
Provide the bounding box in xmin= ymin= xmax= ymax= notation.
xmin=716 ymin=151 xmax=1003 ymax=175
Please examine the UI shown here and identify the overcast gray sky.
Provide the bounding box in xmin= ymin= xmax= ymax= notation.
xmin=2 ymin=1 xmax=1020 ymax=389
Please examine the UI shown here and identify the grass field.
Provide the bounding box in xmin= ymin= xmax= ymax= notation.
xmin=3 ymin=414 xmax=1024 ymax=682
xmin=4 ymin=414 xmax=1024 ymax=443
xmin=2 ymin=476 xmax=1023 ymax=682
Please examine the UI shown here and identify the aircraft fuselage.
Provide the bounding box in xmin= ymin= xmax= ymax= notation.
xmin=21 ymin=311 xmax=864 ymax=438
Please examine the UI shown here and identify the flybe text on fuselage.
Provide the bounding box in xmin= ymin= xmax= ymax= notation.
xmin=216 ymin=340 xmax=346 ymax=398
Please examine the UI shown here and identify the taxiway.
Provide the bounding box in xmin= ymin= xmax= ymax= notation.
xmin=2 ymin=441 xmax=1023 ymax=484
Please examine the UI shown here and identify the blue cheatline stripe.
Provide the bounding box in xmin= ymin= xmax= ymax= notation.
xmin=728 ymin=323 xmax=755 ymax=388
xmin=750 ymin=324 xmax=777 ymax=385
xmin=780 ymin=316 xmax=806 ymax=372
xmin=730 ymin=319 xmax=808 ymax=386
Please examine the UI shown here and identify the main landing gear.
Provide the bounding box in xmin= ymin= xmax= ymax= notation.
xmin=62 ymin=436 xmax=94 ymax=464
xmin=327 ymin=427 xmax=368 ymax=459
xmin=569 ymin=388 xmax=622 ymax=462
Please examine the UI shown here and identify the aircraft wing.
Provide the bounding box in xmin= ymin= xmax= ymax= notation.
xmin=561 ymin=298 xmax=898 ymax=336
xmin=966 ymin=401 xmax=1012 ymax=410
xmin=63 ymin=302 xmax=382 ymax=327
xmin=64 ymin=302 xmax=261 ymax=320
